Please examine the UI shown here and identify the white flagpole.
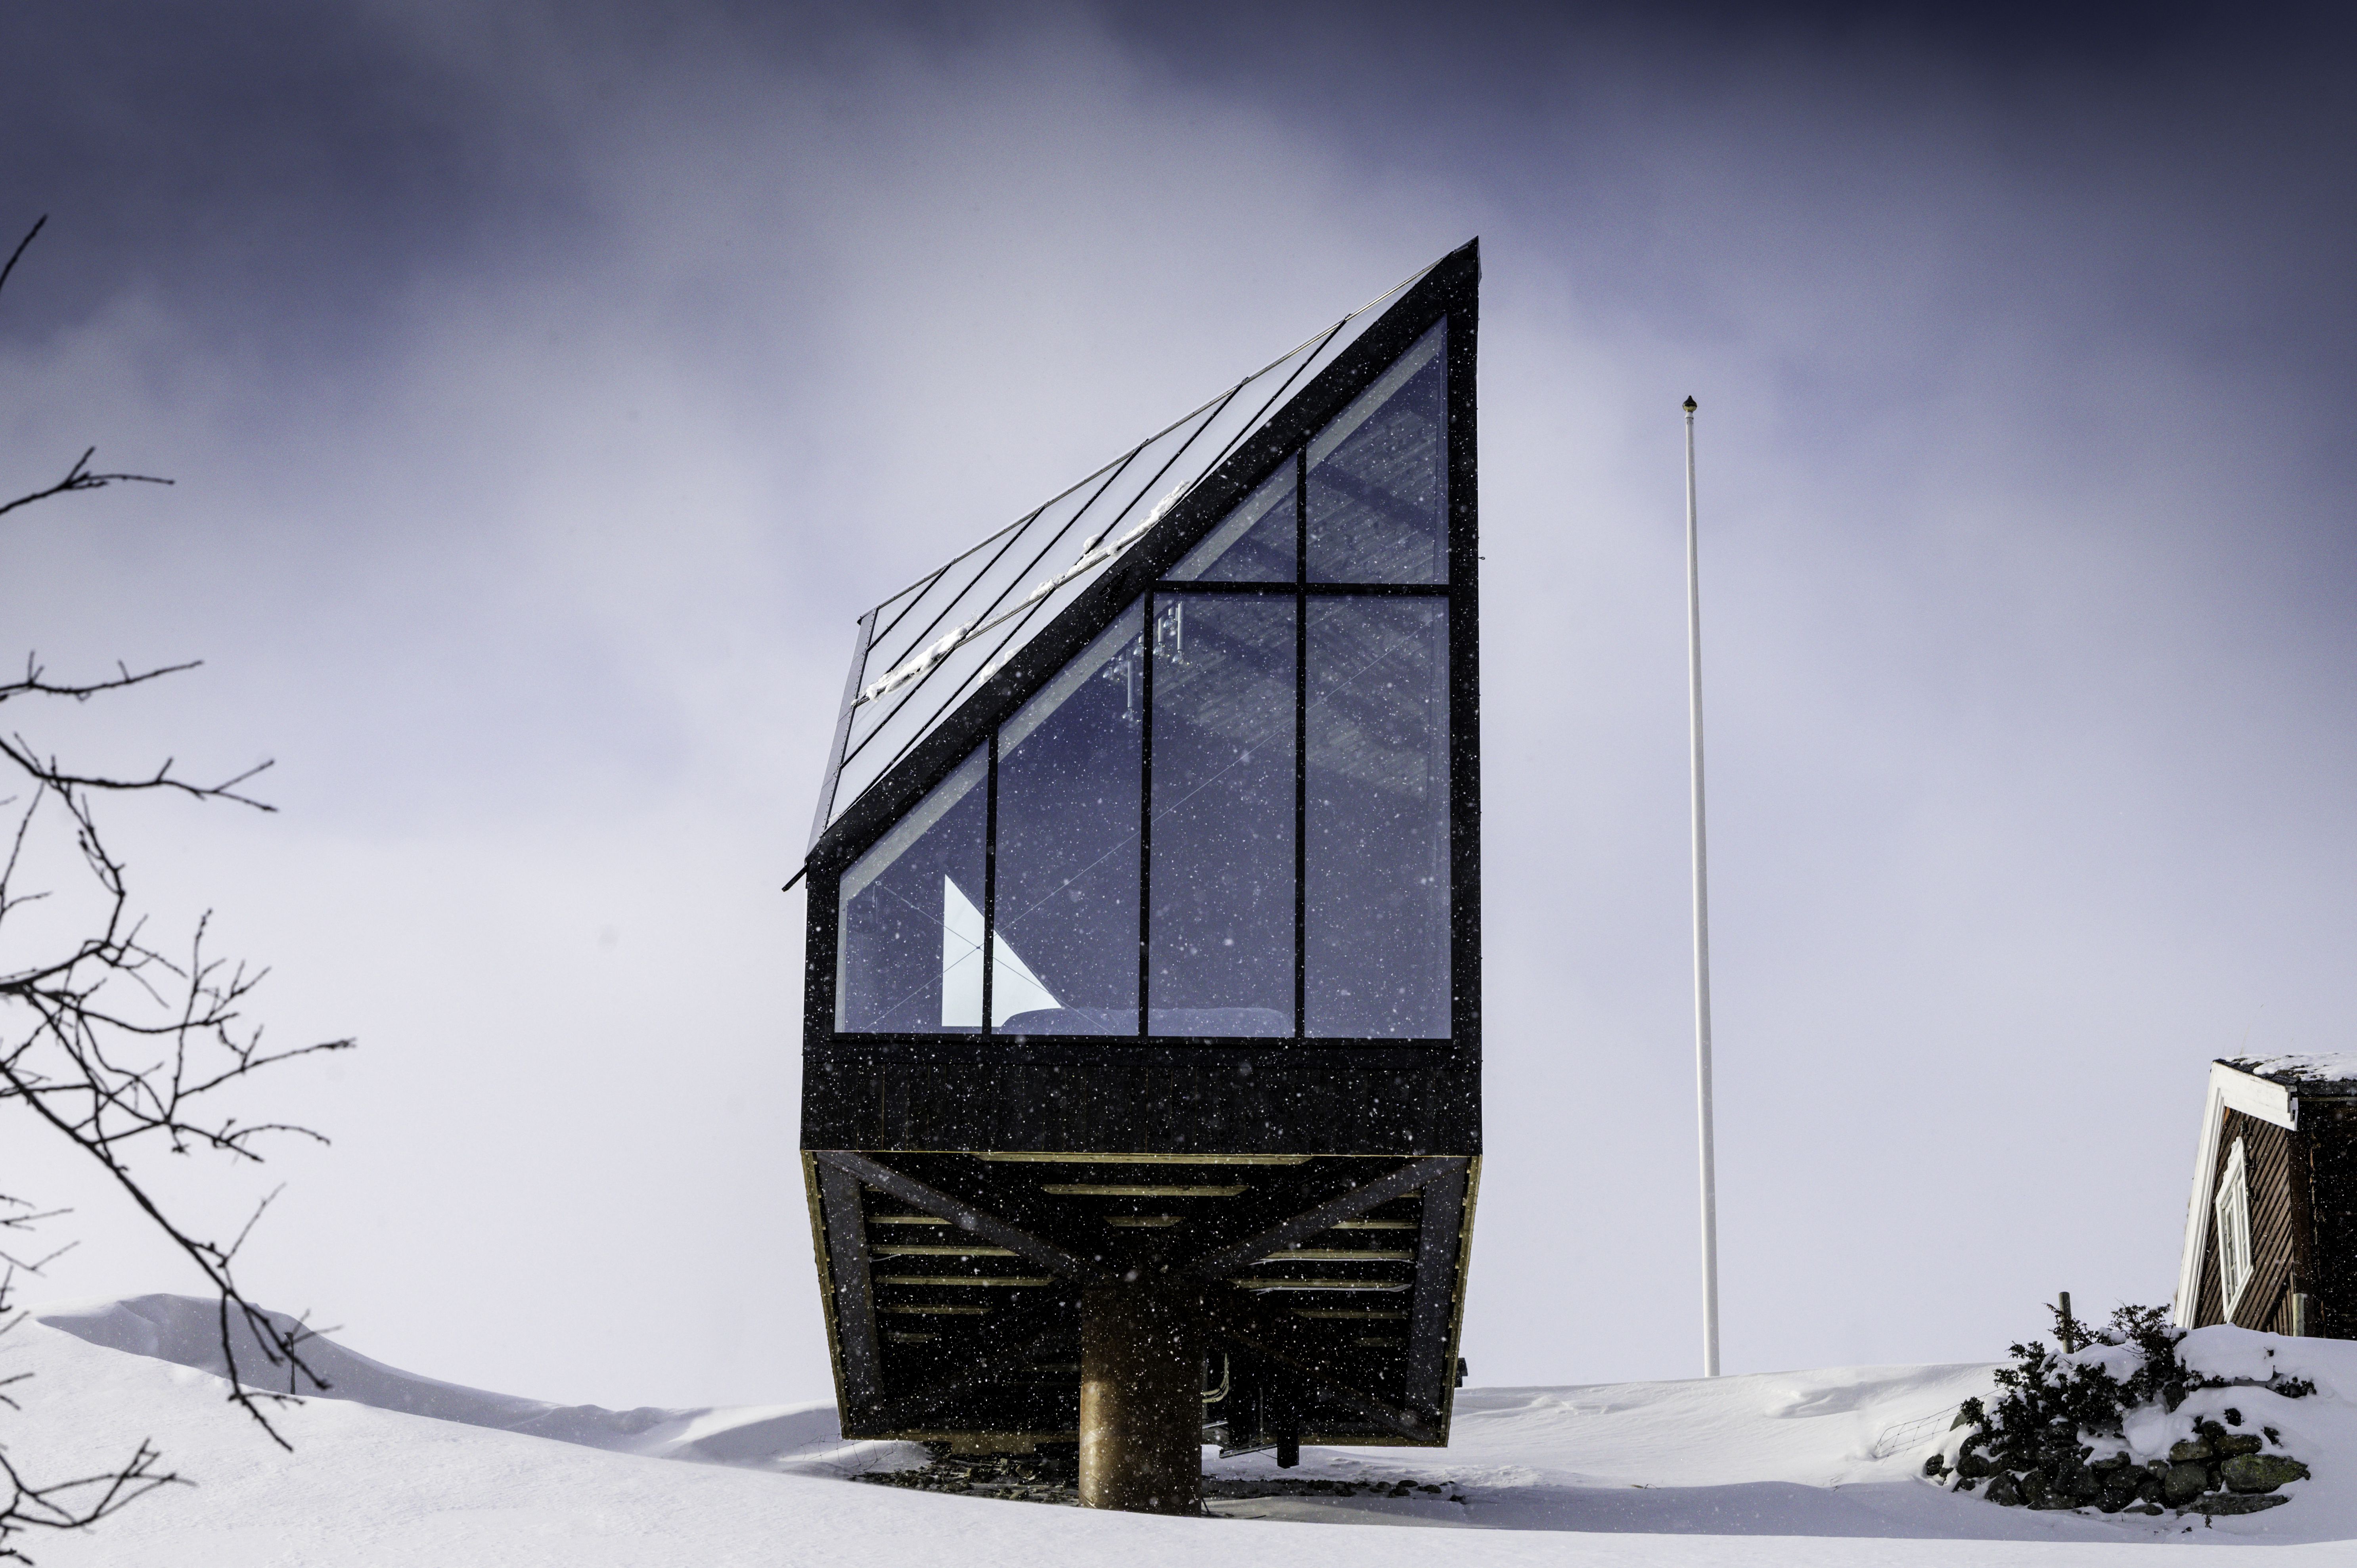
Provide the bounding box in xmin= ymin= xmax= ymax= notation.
xmin=1683 ymin=395 xmax=1722 ymax=1379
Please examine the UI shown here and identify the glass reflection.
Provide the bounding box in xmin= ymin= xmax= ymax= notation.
xmin=835 ymin=745 xmax=988 ymax=1032
xmin=1307 ymin=320 xmax=1447 ymax=584
xmin=991 ymin=605 xmax=1144 ymax=1035
xmin=1306 ymin=599 xmax=1449 ymax=1037
xmin=1149 ymin=594 xmax=1296 ymax=1036
xmin=1168 ymin=462 xmax=1296 ymax=584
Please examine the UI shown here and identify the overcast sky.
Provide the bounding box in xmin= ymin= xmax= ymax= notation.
xmin=6 ymin=1 xmax=2356 ymax=1418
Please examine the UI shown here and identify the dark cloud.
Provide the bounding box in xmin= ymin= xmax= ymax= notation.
xmin=0 ymin=3 xmax=588 ymax=360
xmin=1106 ymin=0 xmax=2344 ymax=73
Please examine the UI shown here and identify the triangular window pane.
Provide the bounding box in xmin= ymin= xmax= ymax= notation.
xmin=1168 ymin=462 xmax=1296 ymax=583
xmin=835 ymin=744 xmax=987 ymax=1032
xmin=1308 ymin=321 xmax=1447 ymax=584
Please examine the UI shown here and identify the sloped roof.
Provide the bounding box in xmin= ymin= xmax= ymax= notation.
xmin=806 ymin=251 xmax=1457 ymax=849
xmin=2219 ymin=1053 xmax=2357 ymax=1096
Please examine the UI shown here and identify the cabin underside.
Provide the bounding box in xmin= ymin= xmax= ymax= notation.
xmin=802 ymin=1150 xmax=1477 ymax=1449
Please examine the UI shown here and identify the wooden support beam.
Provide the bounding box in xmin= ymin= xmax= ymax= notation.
xmin=1403 ymin=1158 xmax=1470 ymax=1418
xmin=1180 ymin=1157 xmax=1464 ymax=1279
xmin=812 ymin=1151 xmax=1107 ymax=1283
xmin=817 ymin=1163 xmax=887 ymax=1421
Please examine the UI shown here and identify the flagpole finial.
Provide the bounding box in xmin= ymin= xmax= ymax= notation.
xmin=1683 ymin=396 xmax=1698 ymax=413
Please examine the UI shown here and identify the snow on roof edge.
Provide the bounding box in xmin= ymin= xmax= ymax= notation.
xmin=2218 ymin=1053 xmax=2357 ymax=1093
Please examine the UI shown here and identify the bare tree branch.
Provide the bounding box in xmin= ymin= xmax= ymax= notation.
xmin=1 ymin=212 xmax=347 ymax=1560
xmin=0 ymin=1271 xmax=190 ymax=1562
xmin=0 ymin=218 xmax=44 ymax=302
xmin=0 ymin=732 xmax=273 ymax=811
xmin=0 ymin=449 xmax=172 ymax=525
xmin=0 ymin=655 xmax=206 ymax=711
xmin=0 ymin=219 xmax=174 ymax=526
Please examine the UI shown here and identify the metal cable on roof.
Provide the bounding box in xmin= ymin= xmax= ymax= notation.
xmin=844 ymin=259 xmax=1439 ymax=709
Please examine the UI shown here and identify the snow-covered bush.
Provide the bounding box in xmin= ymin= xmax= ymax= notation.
xmin=1922 ymin=1303 xmax=2314 ymax=1517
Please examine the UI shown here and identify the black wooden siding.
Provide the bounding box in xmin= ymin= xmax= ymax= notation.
xmin=802 ymin=1047 xmax=1479 ymax=1156
xmin=2303 ymin=1100 xmax=2357 ymax=1338
xmin=2194 ymin=1109 xmax=2300 ymax=1333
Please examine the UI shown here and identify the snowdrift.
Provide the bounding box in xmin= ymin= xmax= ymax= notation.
xmin=5 ymin=1294 xmax=2353 ymax=1565
xmin=32 ymin=1295 xmax=898 ymax=1473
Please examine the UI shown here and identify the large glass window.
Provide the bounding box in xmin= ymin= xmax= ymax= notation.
xmin=1169 ymin=463 xmax=1296 ymax=584
xmin=990 ymin=605 xmax=1144 ymax=1036
xmin=1308 ymin=321 xmax=1447 ymax=585
xmin=1149 ymin=594 xmax=1296 ymax=1036
xmin=835 ymin=744 xmax=988 ymax=1032
xmin=832 ymin=313 xmax=1460 ymax=1045
xmin=1305 ymin=599 xmax=1450 ymax=1038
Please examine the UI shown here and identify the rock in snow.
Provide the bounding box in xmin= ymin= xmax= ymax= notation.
xmin=4 ymin=1295 xmax=2353 ymax=1565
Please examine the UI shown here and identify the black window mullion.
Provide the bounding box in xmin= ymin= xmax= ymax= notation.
xmin=1138 ymin=590 xmax=1155 ymax=1039
xmin=982 ymin=730 xmax=997 ymax=1038
xmin=1146 ymin=580 xmax=1298 ymax=595
xmin=1302 ymin=582 xmax=1451 ymax=598
xmin=1294 ymin=448 xmax=1309 ymax=1041
xmin=1151 ymin=582 xmax=1447 ymax=596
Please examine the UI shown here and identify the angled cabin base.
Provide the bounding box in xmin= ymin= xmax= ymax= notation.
xmin=801 ymin=1150 xmax=1478 ymax=1457
xmin=2174 ymin=1055 xmax=2357 ymax=1337
xmin=793 ymin=245 xmax=1485 ymax=1503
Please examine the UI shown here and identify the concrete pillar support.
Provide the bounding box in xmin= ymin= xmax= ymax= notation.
xmin=1078 ymin=1281 xmax=1202 ymax=1514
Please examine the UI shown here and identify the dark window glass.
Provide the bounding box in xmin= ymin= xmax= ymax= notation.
xmin=1168 ymin=462 xmax=1296 ymax=584
xmin=1149 ymin=594 xmax=1296 ymax=1037
xmin=1307 ymin=320 xmax=1447 ymax=584
xmin=835 ymin=744 xmax=988 ymax=1032
xmin=1306 ymin=599 xmax=1449 ymax=1037
xmin=991 ymin=604 xmax=1144 ymax=1035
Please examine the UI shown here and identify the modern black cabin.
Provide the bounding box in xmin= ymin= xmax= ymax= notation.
xmin=794 ymin=243 xmax=1482 ymax=1503
xmin=2174 ymin=1055 xmax=2357 ymax=1339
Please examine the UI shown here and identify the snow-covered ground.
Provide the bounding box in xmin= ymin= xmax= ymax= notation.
xmin=6 ymin=1295 xmax=2352 ymax=1564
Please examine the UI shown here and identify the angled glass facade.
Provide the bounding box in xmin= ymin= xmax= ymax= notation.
xmin=800 ymin=241 xmax=1481 ymax=1461
xmin=1309 ymin=322 xmax=1448 ymax=584
xmin=809 ymin=287 xmax=1422 ymax=839
xmin=829 ymin=321 xmax=1457 ymax=1042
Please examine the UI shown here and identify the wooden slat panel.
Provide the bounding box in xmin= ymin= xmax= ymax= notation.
xmin=1181 ymin=1158 xmax=1461 ymax=1279
xmin=2195 ymin=1110 xmax=2298 ymax=1330
xmin=2241 ymin=1113 xmax=2293 ymax=1331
